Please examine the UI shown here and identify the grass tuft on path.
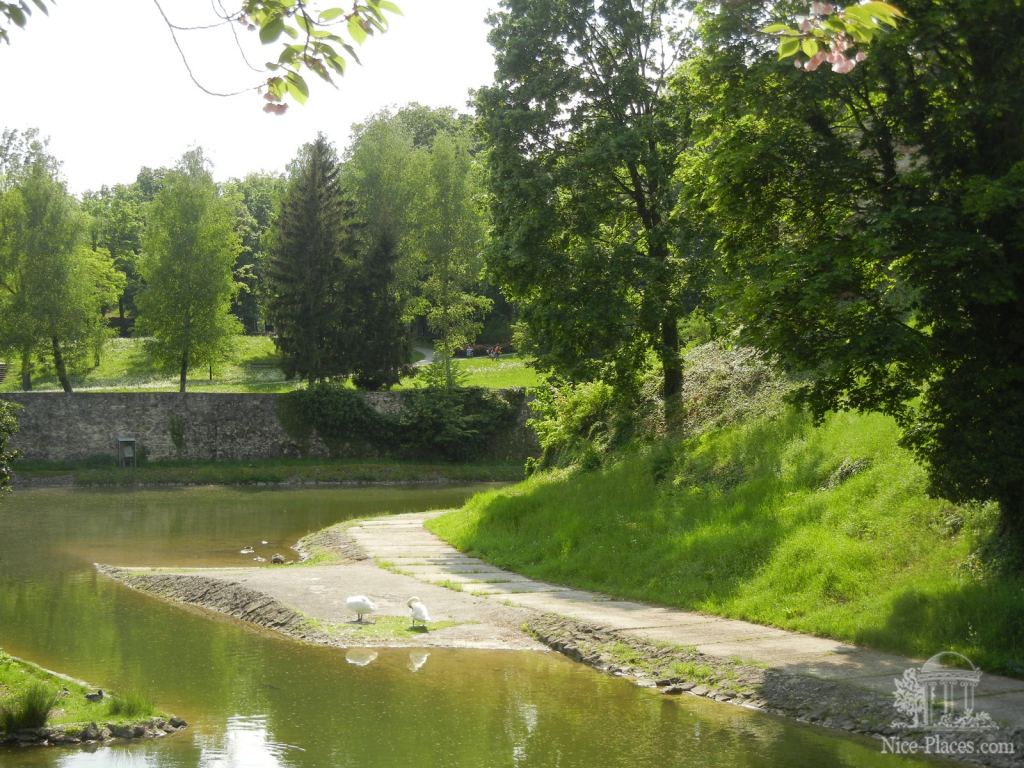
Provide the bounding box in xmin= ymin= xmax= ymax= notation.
xmin=302 ymin=615 xmax=459 ymax=642
xmin=428 ymin=408 xmax=1024 ymax=675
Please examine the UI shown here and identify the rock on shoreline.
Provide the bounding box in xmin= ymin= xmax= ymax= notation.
xmin=1 ymin=716 xmax=188 ymax=748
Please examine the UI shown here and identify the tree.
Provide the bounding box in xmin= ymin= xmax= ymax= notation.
xmin=478 ymin=0 xmax=698 ymax=404
xmin=343 ymin=104 xmax=478 ymax=322
xmin=135 ymin=149 xmax=242 ymax=392
xmin=409 ymin=133 xmax=491 ymax=391
xmin=224 ymin=172 xmax=286 ymax=334
xmin=685 ymin=0 xmax=1024 ymax=548
xmin=267 ymin=134 xmax=361 ymax=383
xmin=0 ymin=158 xmax=122 ymax=392
xmin=347 ymin=232 xmax=412 ymax=389
xmin=0 ymin=127 xmax=57 ymax=190
xmin=81 ymin=183 xmax=145 ymax=336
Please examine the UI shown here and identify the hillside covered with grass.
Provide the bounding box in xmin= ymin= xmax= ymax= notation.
xmin=428 ymin=346 xmax=1024 ymax=676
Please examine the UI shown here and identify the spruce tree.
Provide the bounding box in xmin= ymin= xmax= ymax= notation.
xmin=349 ymin=232 xmax=412 ymax=390
xmin=267 ymin=135 xmax=360 ymax=384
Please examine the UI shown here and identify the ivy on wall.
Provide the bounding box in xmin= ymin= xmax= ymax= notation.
xmin=277 ymin=383 xmax=523 ymax=461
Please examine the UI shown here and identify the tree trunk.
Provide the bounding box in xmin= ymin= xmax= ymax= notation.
xmin=118 ymin=296 xmax=127 ymax=338
xmin=660 ymin=314 xmax=682 ymax=405
xmin=179 ymin=348 xmax=189 ymax=393
xmin=19 ymin=347 xmax=32 ymax=391
xmin=997 ymin=487 xmax=1024 ymax=566
xmin=51 ymin=337 xmax=73 ymax=393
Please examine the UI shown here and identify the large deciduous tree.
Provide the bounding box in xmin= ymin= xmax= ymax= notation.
xmin=0 ymin=158 xmax=122 ymax=392
xmin=224 ymin=172 xmax=286 ymax=334
xmin=81 ymin=182 xmax=145 ymax=336
xmin=409 ymin=133 xmax=491 ymax=390
xmin=135 ymin=149 xmax=242 ymax=393
xmin=685 ymin=0 xmax=1024 ymax=547
xmin=479 ymin=0 xmax=697 ymax=404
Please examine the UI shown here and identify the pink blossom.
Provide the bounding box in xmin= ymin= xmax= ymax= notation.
xmin=810 ymin=2 xmax=834 ymax=15
xmin=805 ymin=51 xmax=828 ymax=70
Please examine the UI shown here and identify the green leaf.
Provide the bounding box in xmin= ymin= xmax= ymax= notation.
xmin=347 ymin=15 xmax=368 ymax=44
xmin=319 ymin=7 xmax=346 ymax=22
xmin=377 ymin=0 xmax=402 ymax=14
xmin=801 ymin=38 xmax=820 ymax=57
xmin=259 ymin=16 xmax=284 ymax=44
xmin=31 ymin=0 xmax=47 ymax=13
xmin=860 ymin=2 xmax=906 ymax=19
xmin=762 ymin=23 xmax=798 ymax=34
xmin=286 ymin=72 xmax=309 ymax=104
xmin=778 ymin=37 xmax=801 ymax=59
xmin=8 ymin=5 xmax=25 ymax=26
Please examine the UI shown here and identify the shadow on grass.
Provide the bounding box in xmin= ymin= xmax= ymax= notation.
xmin=857 ymin=583 xmax=1024 ymax=676
xmin=466 ymin=409 xmax=822 ymax=608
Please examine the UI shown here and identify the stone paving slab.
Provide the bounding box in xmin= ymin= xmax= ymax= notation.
xmin=346 ymin=512 xmax=1024 ymax=730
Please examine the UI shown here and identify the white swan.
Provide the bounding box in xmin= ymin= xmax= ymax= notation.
xmin=346 ymin=595 xmax=377 ymax=623
xmin=407 ymin=596 xmax=430 ymax=628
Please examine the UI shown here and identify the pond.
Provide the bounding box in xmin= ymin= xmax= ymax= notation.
xmin=0 ymin=486 xmax=931 ymax=767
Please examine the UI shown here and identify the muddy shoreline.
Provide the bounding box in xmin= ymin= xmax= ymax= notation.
xmin=95 ymin=535 xmax=1023 ymax=767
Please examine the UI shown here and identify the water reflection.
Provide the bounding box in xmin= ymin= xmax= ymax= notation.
xmin=197 ymin=715 xmax=306 ymax=768
xmin=407 ymin=652 xmax=429 ymax=673
xmin=345 ymin=650 xmax=378 ymax=668
xmin=0 ymin=488 xmax=937 ymax=767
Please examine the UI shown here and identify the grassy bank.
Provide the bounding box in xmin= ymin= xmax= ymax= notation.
xmin=428 ymin=408 xmax=1024 ymax=675
xmin=14 ymin=457 xmax=524 ymax=487
xmin=1 ymin=336 xmax=540 ymax=393
xmin=0 ymin=650 xmax=159 ymax=732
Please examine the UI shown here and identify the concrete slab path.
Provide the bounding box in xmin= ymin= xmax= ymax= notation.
xmin=347 ymin=511 xmax=1024 ymax=730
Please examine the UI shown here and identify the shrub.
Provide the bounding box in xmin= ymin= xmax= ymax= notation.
xmin=278 ymin=382 xmax=519 ymax=461
xmin=0 ymin=400 xmax=19 ymax=494
xmin=106 ymin=689 xmax=155 ymax=719
xmin=396 ymin=387 xmax=519 ymax=462
xmin=679 ymin=342 xmax=793 ymax=435
xmin=278 ymin=383 xmax=389 ymax=456
xmin=0 ymin=682 xmax=60 ymax=732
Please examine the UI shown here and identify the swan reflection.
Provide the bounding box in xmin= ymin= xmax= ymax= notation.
xmin=345 ymin=649 xmax=378 ymax=667
xmin=407 ymin=651 xmax=430 ymax=672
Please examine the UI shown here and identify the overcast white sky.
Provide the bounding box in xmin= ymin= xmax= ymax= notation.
xmin=0 ymin=0 xmax=497 ymax=194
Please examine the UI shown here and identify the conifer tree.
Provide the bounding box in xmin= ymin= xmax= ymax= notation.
xmin=349 ymin=232 xmax=412 ymax=390
xmin=267 ymin=134 xmax=360 ymax=384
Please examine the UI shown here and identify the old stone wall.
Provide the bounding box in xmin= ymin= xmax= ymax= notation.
xmin=0 ymin=392 xmax=537 ymax=463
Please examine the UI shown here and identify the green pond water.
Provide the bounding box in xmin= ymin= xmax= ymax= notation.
xmin=0 ymin=486 xmax=930 ymax=767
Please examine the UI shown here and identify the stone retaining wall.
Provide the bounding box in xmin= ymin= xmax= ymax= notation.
xmin=0 ymin=391 xmax=537 ymax=463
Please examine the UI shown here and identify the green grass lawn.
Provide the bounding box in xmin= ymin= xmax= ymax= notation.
xmin=1 ymin=337 xmax=539 ymax=393
xmin=428 ymin=408 xmax=1024 ymax=676
xmin=0 ymin=649 xmax=161 ymax=732
xmin=401 ymin=356 xmax=543 ymax=390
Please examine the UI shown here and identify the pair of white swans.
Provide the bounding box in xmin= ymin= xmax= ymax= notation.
xmin=345 ymin=595 xmax=431 ymax=627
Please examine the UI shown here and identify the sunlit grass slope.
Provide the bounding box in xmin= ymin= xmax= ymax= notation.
xmin=429 ymin=409 xmax=1024 ymax=674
